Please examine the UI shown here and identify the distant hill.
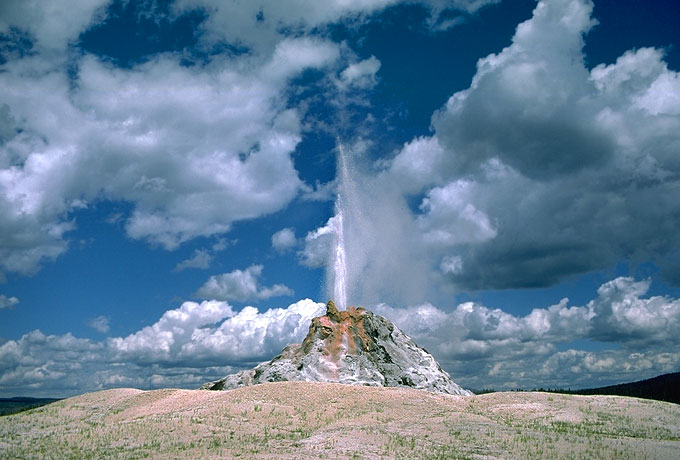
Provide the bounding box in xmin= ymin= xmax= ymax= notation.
xmin=571 ymin=372 xmax=679 ymax=404
xmin=0 ymin=397 xmax=62 ymax=416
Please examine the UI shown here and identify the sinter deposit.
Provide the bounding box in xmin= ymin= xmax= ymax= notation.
xmin=202 ymin=301 xmax=472 ymax=395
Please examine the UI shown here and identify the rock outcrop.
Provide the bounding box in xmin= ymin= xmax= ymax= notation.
xmin=201 ymin=301 xmax=472 ymax=395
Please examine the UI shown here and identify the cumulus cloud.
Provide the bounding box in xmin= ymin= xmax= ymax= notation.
xmin=373 ymin=276 xmax=680 ymax=389
xmin=0 ymin=330 xmax=106 ymax=397
xmin=109 ymin=300 xmax=235 ymax=364
xmin=179 ymin=298 xmax=325 ymax=364
xmin=380 ymin=277 xmax=680 ymax=358
xmin=2 ymin=279 xmax=678 ymax=396
xmin=0 ymin=31 xmax=340 ymax=275
xmin=343 ymin=0 xmax=680 ymax=295
xmin=0 ymin=326 xmax=236 ymax=398
xmin=417 ymin=180 xmax=497 ymax=246
xmin=0 ymin=298 xmax=325 ymax=397
xmin=272 ymin=227 xmax=297 ymax=253
xmin=105 ymin=297 xmax=324 ymax=367
xmin=0 ymin=294 xmax=19 ymax=309
xmin=86 ymin=315 xmax=110 ymax=334
xmin=195 ymin=265 xmax=293 ymax=302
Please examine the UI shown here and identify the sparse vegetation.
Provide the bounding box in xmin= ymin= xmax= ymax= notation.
xmin=0 ymin=383 xmax=678 ymax=459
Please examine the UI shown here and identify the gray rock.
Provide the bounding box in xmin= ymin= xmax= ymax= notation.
xmin=201 ymin=301 xmax=472 ymax=396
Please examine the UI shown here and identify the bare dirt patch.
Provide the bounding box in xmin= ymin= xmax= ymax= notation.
xmin=0 ymin=382 xmax=678 ymax=459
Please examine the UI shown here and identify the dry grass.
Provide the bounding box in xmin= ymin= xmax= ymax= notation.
xmin=0 ymin=382 xmax=678 ymax=459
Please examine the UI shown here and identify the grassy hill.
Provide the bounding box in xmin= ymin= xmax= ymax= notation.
xmin=0 ymin=382 xmax=678 ymax=459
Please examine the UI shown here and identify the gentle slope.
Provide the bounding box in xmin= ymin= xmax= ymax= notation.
xmin=1 ymin=382 xmax=679 ymax=459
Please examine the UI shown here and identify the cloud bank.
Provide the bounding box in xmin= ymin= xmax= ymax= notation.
xmin=2 ymin=279 xmax=678 ymax=396
xmin=374 ymin=276 xmax=680 ymax=389
xmin=0 ymin=298 xmax=325 ymax=397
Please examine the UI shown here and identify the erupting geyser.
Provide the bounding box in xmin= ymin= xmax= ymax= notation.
xmin=332 ymin=205 xmax=347 ymax=311
xmin=202 ymin=141 xmax=471 ymax=395
xmin=330 ymin=141 xmax=351 ymax=310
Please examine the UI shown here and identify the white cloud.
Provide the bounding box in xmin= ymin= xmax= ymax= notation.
xmin=109 ymin=300 xmax=235 ymax=364
xmin=272 ymin=227 xmax=297 ymax=253
xmin=0 ymin=298 xmax=325 ymax=397
xmin=0 ymin=0 xmax=506 ymax=285
xmin=2 ymin=279 xmax=678 ymax=396
xmin=299 ymin=179 xmax=336 ymax=202
xmin=440 ymin=255 xmax=463 ymax=275
xmin=339 ymin=56 xmax=381 ymax=89
xmin=450 ymin=0 xmax=500 ymax=13
xmin=0 ymin=330 xmax=106 ymax=397
xmin=86 ymin=315 xmax=110 ymax=334
xmin=264 ymin=37 xmax=340 ymax=82
xmin=0 ymin=33 xmax=341 ymax=275
xmin=173 ymin=0 xmax=494 ymax=56
xmin=378 ymin=277 xmax=680 ymax=357
xmin=372 ymin=276 xmax=680 ymax=388
xmin=588 ymin=278 xmax=680 ymax=343
xmin=0 ymin=294 xmax=19 ymax=309
xmin=417 ymin=180 xmax=497 ymax=247
xmin=387 ymin=136 xmax=447 ymax=194
xmin=195 ymin=265 xmax=293 ymax=302
xmin=0 ymin=0 xmax=108 ymax=52
xmin=362 ymin=0 xmax=680 ymax=293
xmin=175 ymin=249 xmax=213 ymax=272
xmin=74 ymin=53 xmax=313 ymax=249
xmin=175 ymin=0 xmax=387 ymax=57
xmin=180 ymin=298 xmax=325 ymax=363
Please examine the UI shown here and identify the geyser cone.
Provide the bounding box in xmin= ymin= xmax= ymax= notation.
xmin=201 ymin=301 xmax=472 ymax=395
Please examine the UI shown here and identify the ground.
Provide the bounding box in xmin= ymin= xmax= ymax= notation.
xmin=0 ymin=382 xmax=678 ymax=459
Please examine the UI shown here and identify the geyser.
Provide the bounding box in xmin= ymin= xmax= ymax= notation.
xmin=324 ymin=139 xmax=431 ymax=307
xmin=332 ymin=210 xmax=347 ymax=310
xmin=328 ymin=141 xmax=354 ymax=310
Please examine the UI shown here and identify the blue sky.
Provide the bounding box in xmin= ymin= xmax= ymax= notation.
xmin=1 ymin=0 xmax=679 ymax=397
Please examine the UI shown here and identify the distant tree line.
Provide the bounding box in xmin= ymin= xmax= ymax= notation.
xmin=0 ymin=397 xmax=62 ymax=416
xmin=472 ymin=372 xmax=679 ymax=405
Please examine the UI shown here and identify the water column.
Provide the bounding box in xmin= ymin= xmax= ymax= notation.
xmin=331 ymin=141 xmax=351 ymax=310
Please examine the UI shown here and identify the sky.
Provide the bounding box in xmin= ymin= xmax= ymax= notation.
xmin=1 ymin=0 xmax=679 ymax=397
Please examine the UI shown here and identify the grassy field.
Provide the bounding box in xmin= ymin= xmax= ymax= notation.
xmin=0 ymin=382 xmax=678 ymax=459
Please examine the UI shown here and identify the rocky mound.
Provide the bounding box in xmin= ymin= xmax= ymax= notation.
xmin=201 ymin=301 xmax=472 ymax=395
